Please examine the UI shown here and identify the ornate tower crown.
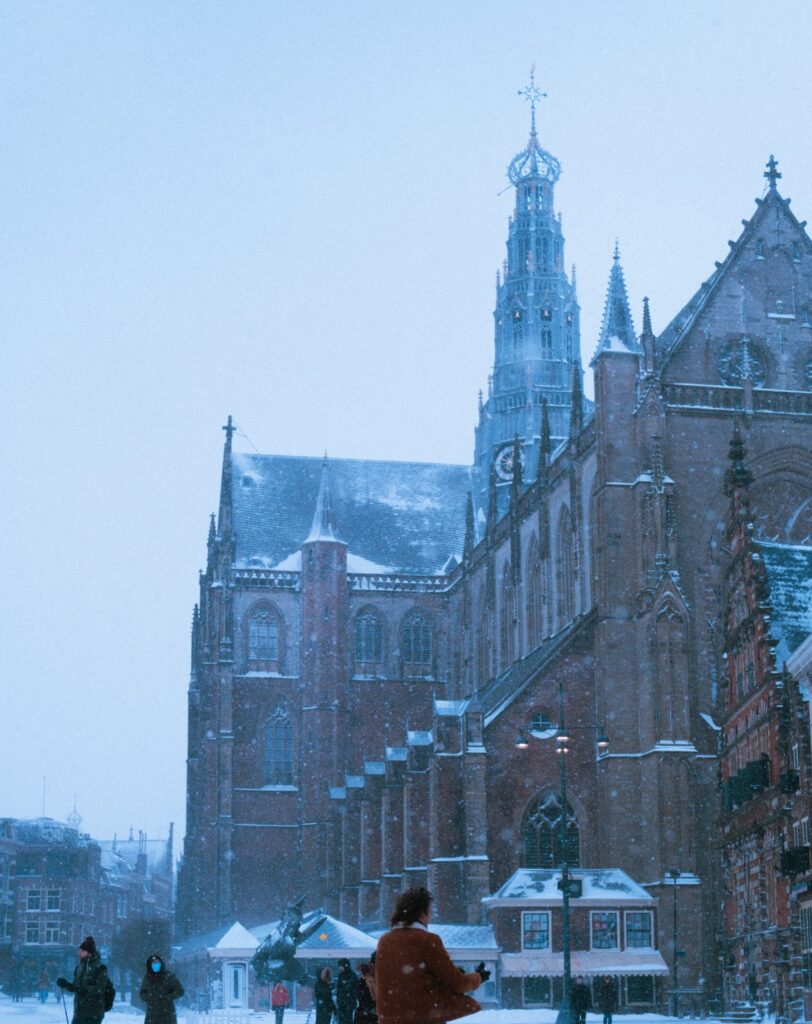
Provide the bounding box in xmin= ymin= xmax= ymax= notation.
xmin=508 ymin=67 xmax=561 ymax=186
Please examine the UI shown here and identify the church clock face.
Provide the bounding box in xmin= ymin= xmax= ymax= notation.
xmin=495 ymin=442 xmax=522 ymax=480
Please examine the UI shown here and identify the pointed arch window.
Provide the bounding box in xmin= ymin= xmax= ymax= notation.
xmin=555 ymin=507 xmax=575 ymax=628
xmin=402 ymin=612 xmax=432 ymax=666
xmin=500 ymin=566 xmax=515 ymax=669
xmin=522 ymin=791 xmax=580 ymax=868
xmin=527 ymin=539 xmax=542 ymax=649
xmin=355 ymin=611 xmax=383 ymax=664
xmin=246 ymin=605 xmax=281 ymax=663
xmin=264 ymin=707 xmax=293 ymax=786
xmin=478 ymin=601 xmax=491 ymax=688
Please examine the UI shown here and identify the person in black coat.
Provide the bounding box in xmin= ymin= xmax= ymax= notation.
xmin=570 ymin=975 xmax=591 ymax=1024
xmin=314 ymin=967 xmax=336 ymax=1024
xmin=354 ymin=961 xmax=377 ymax=1024
xmin=139 ymin=954 xmax=184 ymax=1024
xmin=596 ymin=975 xmax=617 ymax=1024
xmin=336 ymin=960 xmax=358 ymax=1024
xmin=57 ymin=936 xmax=110 ymax=1024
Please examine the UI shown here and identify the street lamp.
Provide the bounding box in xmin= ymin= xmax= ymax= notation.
xmin=667 ymin=869 xmax=680 ymax=1017
xmin=516 ymin=677 xmax=609 ymax=1024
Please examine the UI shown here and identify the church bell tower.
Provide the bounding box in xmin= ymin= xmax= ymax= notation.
xmin=474 ymin=72 xmax=584 ymax=521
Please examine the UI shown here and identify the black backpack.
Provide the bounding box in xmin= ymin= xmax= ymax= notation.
xmin=104 ymin=977 xmax=116 ymax=1013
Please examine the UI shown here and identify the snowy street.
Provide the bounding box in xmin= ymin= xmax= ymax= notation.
xmin=0 ymin=996 xmax=722 ymax=1024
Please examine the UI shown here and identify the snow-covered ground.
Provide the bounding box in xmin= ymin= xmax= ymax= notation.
xmin=0 ymin=996 xmax=724 ymax=1024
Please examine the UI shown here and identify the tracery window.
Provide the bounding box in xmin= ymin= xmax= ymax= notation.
xmin=522 ymin=791 xmax=580 ymax=868
xmin=247 ymin=606 xmax=280 ymax=661
xmin=402 ymin=612 xmax=431 ymax=665
xmin=264 ymin=706 xmax=293 ymax=786
xmin=355 ymin=610 xmax=383 ymax=664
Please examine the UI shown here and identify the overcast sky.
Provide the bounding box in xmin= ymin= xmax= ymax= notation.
xmin=3 ymin=0 xmax=812 ymax=846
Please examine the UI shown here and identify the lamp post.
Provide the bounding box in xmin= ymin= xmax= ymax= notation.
xmin=516 ymin=676 xmax=609 ymax=1024
xmin=667 ymin=869 xmax=680 ymax=1018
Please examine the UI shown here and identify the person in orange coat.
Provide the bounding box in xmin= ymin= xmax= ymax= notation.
xmin=375 ymin=888 xmax=489 ymax=1024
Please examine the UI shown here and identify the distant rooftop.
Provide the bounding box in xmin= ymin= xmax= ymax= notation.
xmin=231 ymin=452 xmax=471 ymax=575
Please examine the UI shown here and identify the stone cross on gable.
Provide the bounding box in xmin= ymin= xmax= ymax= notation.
xmin=765 ymin=154 xmax=782 ymax=190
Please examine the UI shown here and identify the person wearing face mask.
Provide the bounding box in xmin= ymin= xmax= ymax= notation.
xmin=139 ymin=954 xmax=185 ymax=1024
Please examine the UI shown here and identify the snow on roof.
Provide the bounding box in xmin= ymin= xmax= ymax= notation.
xmin=485 ymin=868 xmax=654 ymax=905
xmin=232 ymin=452 xmax=471 ymax=575
xmin=175 ymin=920 xmax=258 ymax=957
xmin=428 ymin=924 xmax=497 ymax=950
xmin=250 ymin=915 xmax=376 ymax=958
xmin=759 ymin=540 xmax=812 ymax=665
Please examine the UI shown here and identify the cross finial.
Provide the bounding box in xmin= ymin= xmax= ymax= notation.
xmin=222 ymin=415 xmax=235 ymax=447
xmin=518 ymin=64 xmax=546 ymax=136
xmin=765 ymin=155 xmax=781 ymax=190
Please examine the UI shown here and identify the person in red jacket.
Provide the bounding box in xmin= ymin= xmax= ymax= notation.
xmin=375 ymin=888 xmax=489 ymax=1024
xmin=271 ymin=981 xmax=290 ymax=1024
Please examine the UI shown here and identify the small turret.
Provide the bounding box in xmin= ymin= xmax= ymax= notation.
xmin=306 ymin=455 xmax=340 ymax=543
xmin=641 ymin=296 xmax=656 ymax=377
xmin=591 ymin=244 xmax=640 ymax=364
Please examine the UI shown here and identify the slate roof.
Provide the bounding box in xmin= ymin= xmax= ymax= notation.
xmin=231 ymin=452 xmax=472 ymax=575
xmin=759 ymin=540 xmax=812 ymax=665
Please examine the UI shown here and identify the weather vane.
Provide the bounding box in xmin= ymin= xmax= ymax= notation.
xmin=518 ymin=64 xmax=546 ymax=114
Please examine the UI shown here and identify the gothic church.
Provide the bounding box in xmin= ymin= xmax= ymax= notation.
xmin=177 ymin=94 xmax=812 ymax=1005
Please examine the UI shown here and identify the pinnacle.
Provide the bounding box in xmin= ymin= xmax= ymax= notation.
xmin=591 ymin=245 xmax=640 ymax=363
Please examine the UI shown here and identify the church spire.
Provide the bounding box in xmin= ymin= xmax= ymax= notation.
xmin=641 ymin=296 xmax=656 ymax=376
xmin=217 ymin=416 xmax=235 ymax=541
xmin=306 ymin=456 xmax=340 ymax=543
xmin=591 ymin=244 xmax=640 ymax=363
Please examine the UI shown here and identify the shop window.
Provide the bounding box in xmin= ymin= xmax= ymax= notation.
xmin=523 ymin=976 xmax=552 ymax=1006
xmin=626 ymin=976 xmax=654 ymax=1003
xmin=591 ymin=911 xmax=619 ymax=949
xmin=625 ymin=911 xmax=653 ymax=948
xmin=522 ymin=911 xmax=550 ymax=949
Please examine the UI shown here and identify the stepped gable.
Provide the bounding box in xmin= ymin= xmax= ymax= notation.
xmin=231 ymin=451 xmax=472 ymax=575
xmin=656 ymin=168 xmax=812 ymax=373
xmin=758 ymin=540 xmax=812 ymax=664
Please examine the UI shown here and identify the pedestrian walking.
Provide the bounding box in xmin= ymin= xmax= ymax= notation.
xmin=272 ymin=980 xmax=290 ymax=1024
xmin=375 ymin=886 xmax=489 ymax=1024
xmin=337 ymin=959 xmax=358 ymax=1024
xmin=570 ymin=975 xmax=591 ymax=1024
xmin=354 ymin=961 xmax=377 ymax=1024
xmin=314 ymin=967 xmax=336 ymax=1024
xmin=39 ymin=970 xmax=51 ymax=1003
xmin=596 ymin=976 xmax=616 ymax=1024
xmin=56 ymin=936 xmax=111 ymax=1024
xmin=139 ymin=954 xmax=184 ymax=1024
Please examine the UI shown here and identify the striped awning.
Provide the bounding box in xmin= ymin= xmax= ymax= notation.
xmin=500 ymin=950 xmax=669 ymax=978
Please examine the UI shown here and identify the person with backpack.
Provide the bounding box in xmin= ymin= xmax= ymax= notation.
xmin=56 ymin=936 xmax=113 ymax=1024
xmin=139 ymin=954 xmax=184 ymax=1024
